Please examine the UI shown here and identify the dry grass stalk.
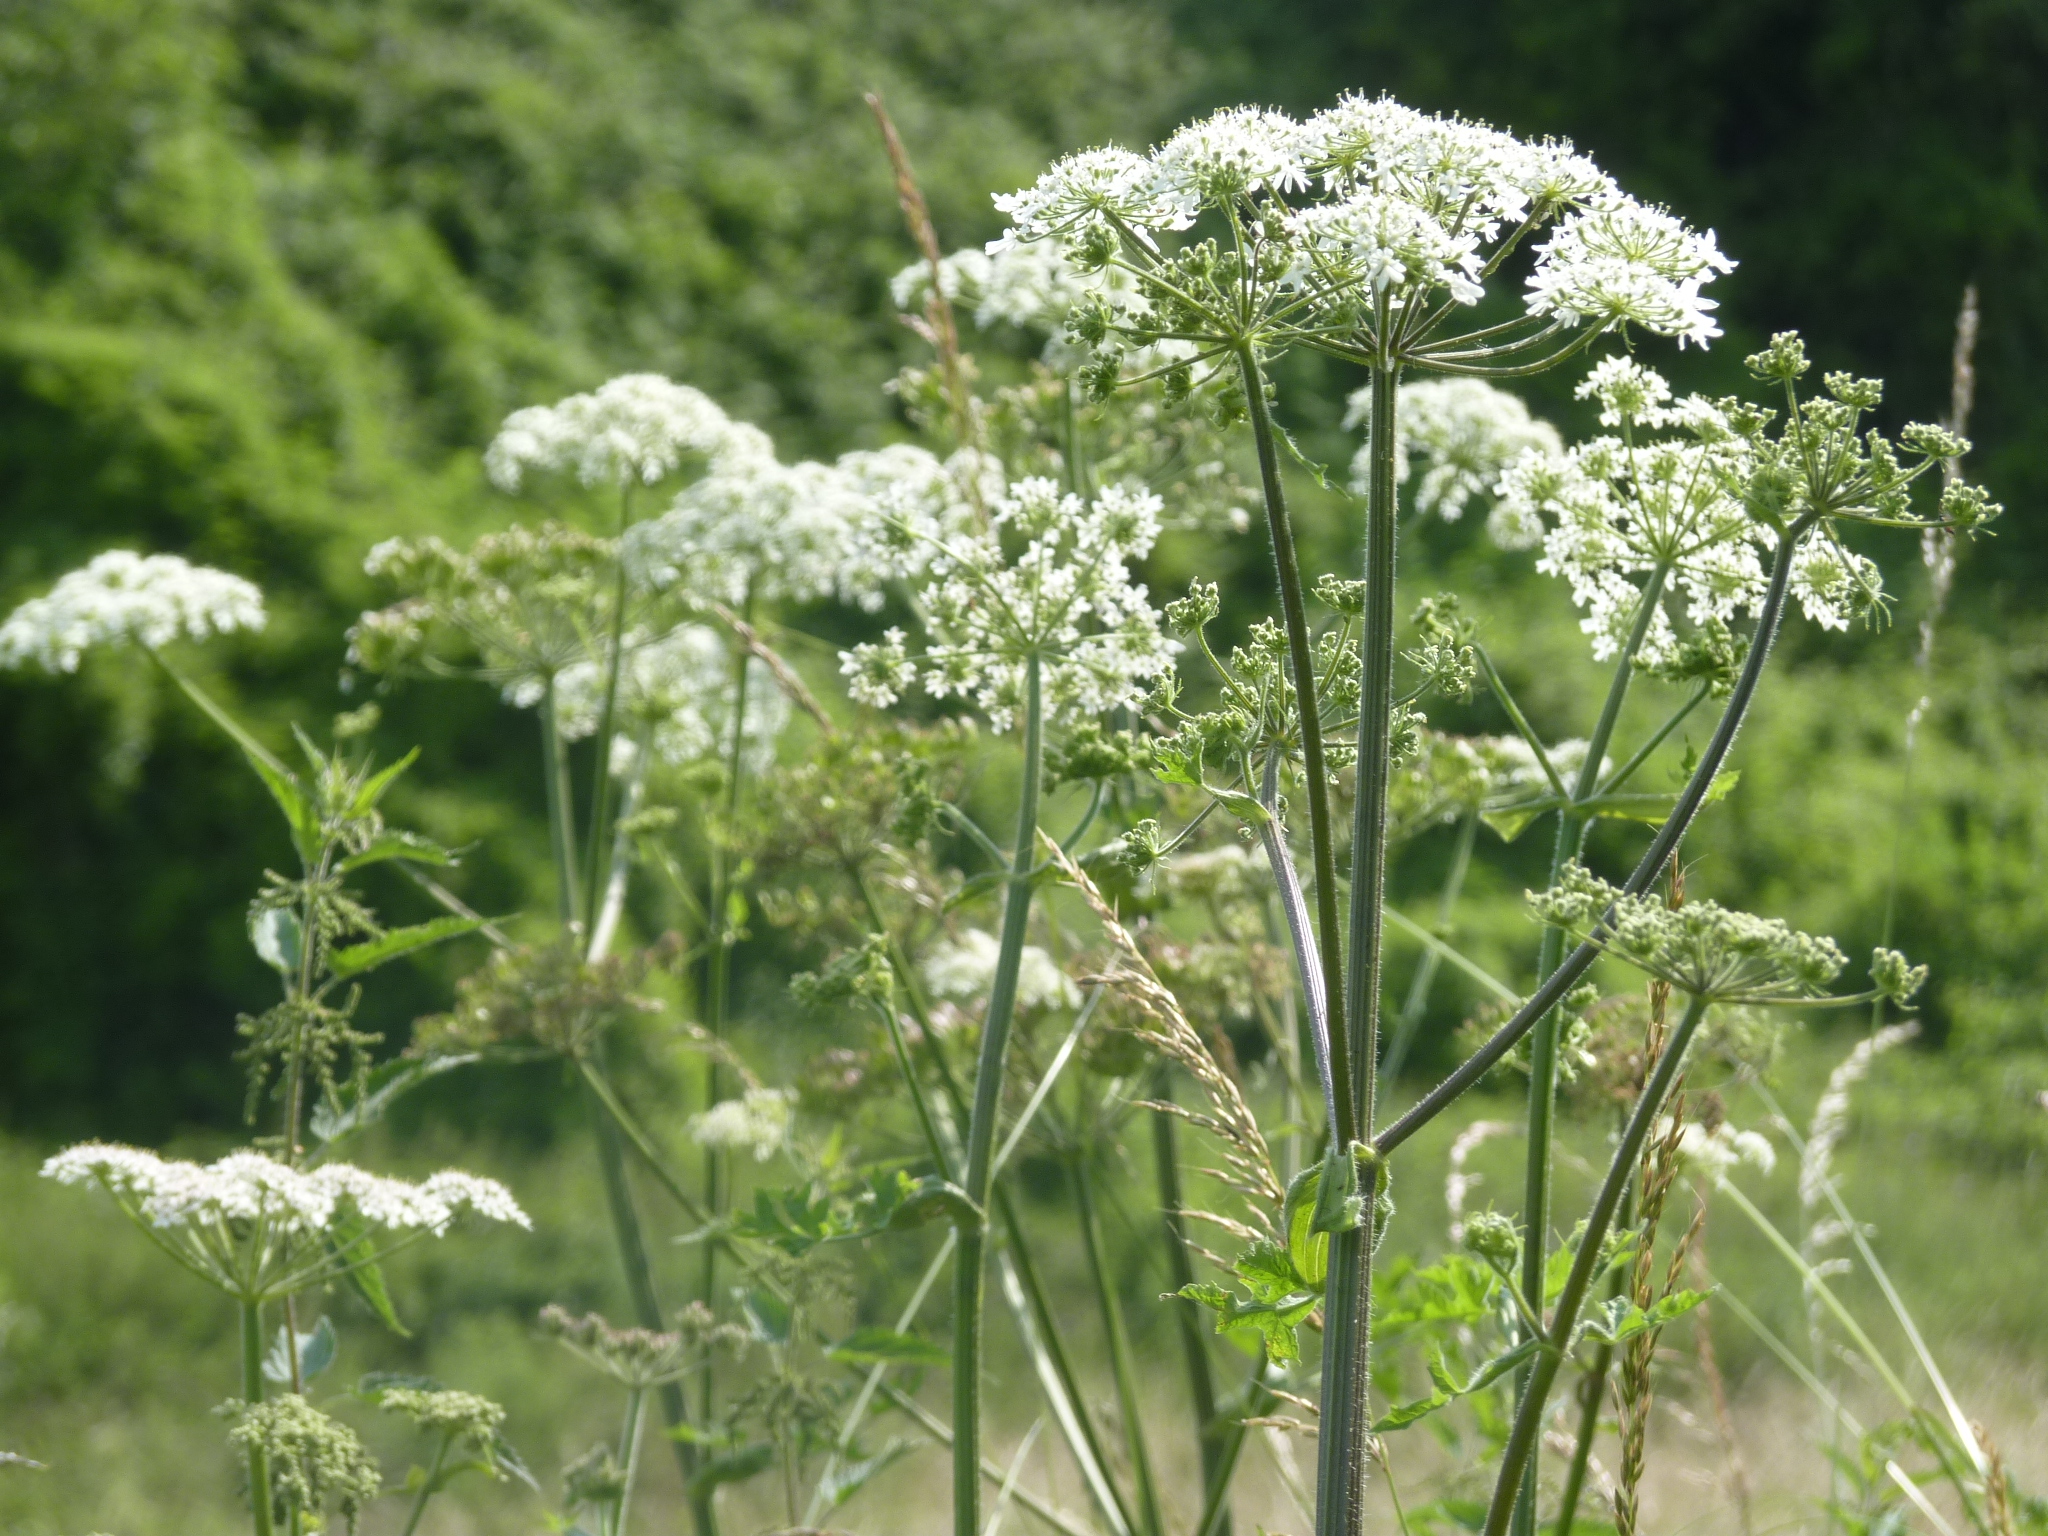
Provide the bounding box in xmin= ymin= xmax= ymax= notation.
xmin=1044 ymin=835 xmax=1285 ymax=1237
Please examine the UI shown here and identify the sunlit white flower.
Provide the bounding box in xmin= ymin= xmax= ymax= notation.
xmin=42 ymin=1143 xmax=527 ymax=1301
xmin=923 ymin=929 xmax=1080 ymax=1013
xmin=484 ymin=374 xmax=770 ymax=491
xmin=1345 ymin=378 xmax=1562 ymax=520
xmin=1527 ymin=202 xmax=1734 ymax=348
xmin=626 ymin=457 xmax=882 ymax=611
xmin=991 ymin=146 xmax=1186 ymax=252
xmin=553 ymin=626 xmax=788 ymax=775
xmin=840 ymin=477 xmax=1175 ymax=731
xmin=1151 ymin=107 xmax=1313 ymax=217
xmin=0 ymin=552 xmax=265 ymax=673
xmin=1789 ymin=539 xmax=1885 ymax=632
xmin=1494 ymin=358 xmax=1767 ymax=663
xmin=1671 ymin=1120 xmax=1778 ymax=1182
xmin=686 ymin=1088 xmax=795 ymax=1162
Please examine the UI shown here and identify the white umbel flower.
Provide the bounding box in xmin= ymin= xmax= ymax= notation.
xmin=1344 ymin=378 xmax=1562 ymax=521
xmin=42 ymin=1143 xmax=527 ymax=1302
xmin=1671 ymin=1120 xmax=1778 ymax=1182
xmin=923 ymin=929 xmax=1080 ymax=1013
xmin=839 ymin=477 xmax=1175 ymax=731
xmin=553 ymin=626 xmax=789 ymax=776
xmin=686 ymin=1088 xmax=795 ymax=1161
xmin=484 ymin=374 xmax=770 ymax=491
xmin=0 ymin=551 xmax=265 ymax=673
xmin=1526 ymin=201 xmax=1735 ymax=348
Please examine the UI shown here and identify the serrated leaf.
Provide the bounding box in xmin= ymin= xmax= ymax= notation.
xmin=1579 ymin=771 xmax=1741 ymax=827
xmin=1578 ymin=1288 xmax=1713 ymax=1347
xmin=1152 ymin=737 xmax=1204 ymax=788
xmin=686 ymin=1442 xmax=774 ymax=1501
xmin=826 ymin=1327 xmax=948 ymax=1368
xmin=328 ymin=915 xmax=487 ymax=979
xmin=337 ymin=828 xmax=456 ymax=874
xmin=1372 ymin=1338 xmax=1541 ymax=1432
xmin=264 ymin=1316 xmax=339 ymax=1384
xmin=165 ymin=672 xmax=324 ymax=864
xmin=310 ymin=1053 xmax=479 ymax=1144
xmin=1282 ymin=1162 xmax=1329 ymax=1293
xmin=330 ymin=1214 xmax=409 ymax=1337
xmin=818 ymin=1439 xmax=911 ymax=1509
xmin=250 ymin=907 xmax=303 ymax=976
xmin=348 ymin=748 xmax=419 ymax=816
xmin=1233 ymin=1240 xmax=1306 ymax=1305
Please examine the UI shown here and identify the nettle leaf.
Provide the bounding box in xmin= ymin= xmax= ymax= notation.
xmin=329 ymin=1213 xmax=409 ymax=1337
xmin=337 ymin=828 xmax=456 ymax=874
xmin=1578 ymin=1289 xmax=1713 ymax=1348
xmin=827 ymin=1328 xmax=948 ymax=1369
xmin=817 ymin=1440 xmax=912 ymax=1509
xmin=250 ymin=907 xmax=303 ymax=976
xmin=328 ymin=915 xmax=488 ymax=979
xmin=348 ymin=747 xmax=420 ymax=817
xmin=685 ymin=1442 xmax=775 ymax=1502
xmin=310 ymin=1053 xmax=480 ymax=1145
xmin=263 ymin=1317 xmax=337 ymax=1384
xmin=1233 ymin=1240 xmax=1307 ymax=1304
xmin=1373 ymin=1338 xmax=1541 ymax=1432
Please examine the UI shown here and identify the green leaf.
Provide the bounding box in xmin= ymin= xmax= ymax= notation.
xmin=328 ymin=915 xmax=487 ymax=979
xmin=826 ymin=1327 xmax=948 ymax=1368
xmin=250 ymin=907 xmax=303 ymax=976
xmin=686 ymin=1442 xmax=774 ymax=1501
xmin=1480 ymin=795 xmax=1563 ymax=844
xmin=883 ymin=1175 xmax=983 ymax=1232
xmin=1282 ymin=1163 xmax=1329 ymax=1293
xmin=1374 ymin=1253 xmax=1502 ymax=1333
xmin=1578 ymin=771 xmax=1740 ymax=827
xmin=164 ymin=669 xmax=323 ymax=863
xmin=741 ymin=1288 xmax=791 ymax=1345
xmin=336 ymin=828 xmax=457 ymax=874
xmin=1211 ymin=786 xmax=1271 ymax=827
xmin=1233 ymin=1240 xmax=1307 ymax=1305
xmin=1310 ymin=1139 xmax=1365 ymax=1236
xmin=1152 ymin=736 xmax=1204 ymax=788
xmin=1174 ymin=1278 xmax=1317 ymax=1365
xmin=1578 ymin=1288 xmax=1713 ymax=1348
xmin=309 ymin=1053 xmax=480 ymax=1144
xmin=329 ymin=1213 xmax=410 ymax=1337
xmin=1372 ymin=1338 xmax=1541 ymax=1432
xmin=817 ymin=1440 xmax=911 ymax=1509
xmin=262 ymin=1316 xmax=338 ymax=1385
xmin=349 ymin=747 xmax=419 ymax=816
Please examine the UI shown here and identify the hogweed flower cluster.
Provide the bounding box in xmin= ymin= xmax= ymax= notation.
xmin=224 ymin=1395 xmax=384 ymax=1535
xmin=1345 ymin=378 xmax=1562 ymax=520
xmin=42 ymin=1144 xmax=527 ymax=1302
xmin=686 ymin=1086 xmax=797 ymax=1161
xmin=484 ymin=373 xmax=771 ymax=492
xmin=0 ymin=551 xmax=265 ymax=673
xmin=840 ymin=476 xmax=1174 ymax=730
xmin=553 ymin=626 xmax=788 ymax=776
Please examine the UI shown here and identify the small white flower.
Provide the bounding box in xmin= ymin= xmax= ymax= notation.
xmin=1527 ymin=201 xmax=1735 ymax=347
xmin=923 ymin=930 xmax=1080 ymax=1013
xmin=1672 ymin=1120 xmax=1777 ymax=1182
xmin=686 ymin=1088 xmax=795 ymax=1161
xmin=1345 ymin=378 xmax=1562 ymax=521
xmin=553 ymin=627 xmax=788 ymax=775
xmin=991 ymin=145 xmax=1185 ymax=251
xmin=0 ymin=552 xmax=265 ymax=673
xmin=484 ymin=374 xmax=768 ymax=491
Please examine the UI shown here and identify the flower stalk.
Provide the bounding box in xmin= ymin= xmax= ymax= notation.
xmin=954 ymin=652 xmax=1045 ymax=1536
xmin=241 ymin=1299 xmax=274 ymax=1536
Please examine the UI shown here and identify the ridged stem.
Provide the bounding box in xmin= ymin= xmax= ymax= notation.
xmin=954 ymin=654 xmax=1044 ymax=1536
xmin=1481 ymin=993 xmax=1712 ymax=1536
xmin=240 ymin=1300 xmax=274 ymax=1536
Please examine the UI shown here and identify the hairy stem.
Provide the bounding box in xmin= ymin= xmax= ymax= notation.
xmin=241 ymin=1300 xmax=274 ymax=1536
xmin=1074 ymin=1156 xmax=1164 ymax=1536
xmin=1153 ymin=1082 xmax=1230 ymax=1536
xmin=954 ymin=653 xmax=1044 ymax=1536
xmin=1379 ymin=516 xmax=1818 ymax=1157
xmin=1554 ymin=1177 xmax=1634 ymax=1536
xmin=1256 ymin=749 xmax=1334 ymax=1129
xmin=1321 ymin=358 xmax=1402 ymax=1536
xmin=1379 ymin=810 xmax=1479 ymax=1091
xmin=1236 ymin=344 xmax=1350 ymax=1138
xmin=1481 ymin=993 xmax=1712 ymax=1536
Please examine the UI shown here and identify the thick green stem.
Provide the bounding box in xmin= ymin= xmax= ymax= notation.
xmin=1515 ymin=565 xmax=1671 ymax=1536
xmin=241 ymin=1300 xmax=274 ymax=1536
xmin=617 ymin=1387 xmax=648 ymax=1536
xmin=1152 ymin=1082 xmax=1230 ymax=1536
xmin=1481 ymin=993 xmax=1712 ymax=1536
xmin=1074 ymin=1157 xmax=1164 ymax=1536
xmin=1554 ymin=1177 xmax=1634 ymax=1536
xmin=1319 ymin=358 xmax=1402 ymax=1536
xmin=1235 ymin=345 xmax=1350 ymax=1139
xmin=1379 ymin=810 xmax=1478 ymax=1092
xmin=581 ymin=485 xmax=635 ymax=929
xmin=399 ymin=1430 xmax=453 ymax=1536
xmin=539 ymin=682 xmax=582 ymax=929
xmin=1511 ymin=562 xmax=1666 ymax=1536
xmin=954 ymin=653 xmax=1044 ymax=1536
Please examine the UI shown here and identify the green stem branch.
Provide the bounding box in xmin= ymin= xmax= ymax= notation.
xmin=241 ymin=1300 xmax=274 ymax=1536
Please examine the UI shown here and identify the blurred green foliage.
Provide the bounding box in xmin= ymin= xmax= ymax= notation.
xmin=4 ymin=0 xmax=2046 ymax=1144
